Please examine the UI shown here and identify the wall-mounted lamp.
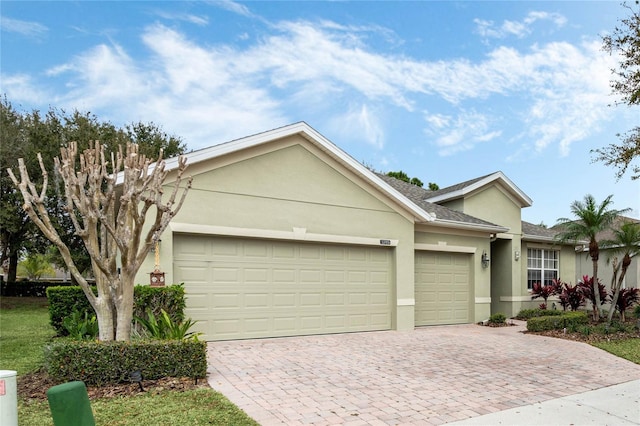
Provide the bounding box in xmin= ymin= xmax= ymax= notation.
xmin=481 ymin=250 xmax=490 ymax=268
xmin=514 ymin=250 xmax=520 ymax=261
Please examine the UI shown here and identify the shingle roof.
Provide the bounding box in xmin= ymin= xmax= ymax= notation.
xmin=424 ymin=173 xmax=495 ymax=199
xmin=376 ymin=173 xmax=504 ymax=229
xmin=522 ymin=220 xmax=561 ymax=241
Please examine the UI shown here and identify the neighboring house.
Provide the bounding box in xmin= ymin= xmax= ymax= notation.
xmin=573 ymin=216 xmax=640 ymax=291
xmin=135 ymin=122 xmax=577 ymax=341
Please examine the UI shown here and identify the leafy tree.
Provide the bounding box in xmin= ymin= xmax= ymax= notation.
xmin=17 ymin=252 xmax=55 ymax=281
xmin=427 ymin=182 xmax=440 ymax=191
xmin=601 ymin=220 xmax=640 ymax=324
xmin=613 ymin=287 xmax=640 ymax=321
xmin=0 ymin=98 xmax=186 ymax=282
xmin=593 ymin=2 xmax=640 ymax=179
xmin=555 ymin=194 xmax=630 ymax=321
xmin=9 ymin=142 xmax=192 ymax=341
xmin=386 ymin=170 xmax=430 ymax=188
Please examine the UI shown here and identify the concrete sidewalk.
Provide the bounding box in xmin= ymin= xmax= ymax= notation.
xmin=447 ymin=379 xmax=640 ymax=425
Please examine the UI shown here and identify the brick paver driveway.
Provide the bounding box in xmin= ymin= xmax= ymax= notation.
xmin=206 ymin=322 xmax=640 ymax=425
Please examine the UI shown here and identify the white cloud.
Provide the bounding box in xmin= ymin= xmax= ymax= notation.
xmin=153 ymin=11 xmax=209 ymax=26
xmin=424 ymin=110 xmax=501 ymax=156
xmin=211 ymin=0 xmax=255 ymax=18
xmin=0 ymin=16 xmax=48 ymax=38
xmin=475 ymin=11 xmax=567 ymax=39
xmin=2 ymin=16 xmax=616 ymax=158
xmin=328 ymin=104 xmax=385 ymax=149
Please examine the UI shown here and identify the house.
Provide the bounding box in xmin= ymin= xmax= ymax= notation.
xmin=574 ymin=216 xmax=640 ymax=291
xmin=136 ymin=122 xmax=577 ymax=341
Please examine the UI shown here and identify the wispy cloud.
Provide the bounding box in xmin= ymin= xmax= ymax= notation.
xmin=153 ymin=11 xmax=209 ymax=26
xmin=211 ymin=0 xmax=254 ymax=18
xmin=0 ymin=16 xmax=48 ymax=38
xmin=0 ymin=15 xmax=614 ymax=158
xmin=475 ymin=11 xmax=567 ymax=39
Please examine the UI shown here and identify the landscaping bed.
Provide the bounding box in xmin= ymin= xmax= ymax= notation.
xmin=18 ymin=369 xmax=209 ymax=402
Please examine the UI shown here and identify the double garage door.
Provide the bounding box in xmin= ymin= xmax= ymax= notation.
xmin=174 ymin=235 xmax=393 ymax=341
xmin=414 ymin=251 xmax=472 ymax=326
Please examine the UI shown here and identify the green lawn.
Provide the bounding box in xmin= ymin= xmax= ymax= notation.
xmin=593 ymin=339 xmax=640 ymax=364
xmin=0 ymin=297 xmax=258 ymax=426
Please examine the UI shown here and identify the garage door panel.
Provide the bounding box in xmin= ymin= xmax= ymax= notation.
xmin=415 ymin=251 xmax=471 ymax=326
xmin=176 ymin=235 xmax=392 ymax=340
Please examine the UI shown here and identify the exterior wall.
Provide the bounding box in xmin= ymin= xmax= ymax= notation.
xmin=491 ymin=239 xmax=516 ymax=317
xmin=517 ymin=242 xmax=578 ymax=312
xmin=461 ymin=186 xmax=522 ymax=235
xmin=136 ymin=135 xmax=416 ymax=331
xmin=414 ymin=227 xmax=491 ymax=322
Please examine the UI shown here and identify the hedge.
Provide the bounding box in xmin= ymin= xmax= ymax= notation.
xmin=526 ymin=311 xmax=589 ymax=332
xmin=47 ymin=284 xmax=186 ymax=336
xmin=44 ymin=339 xmax=207 ymax=385
xmin=0 ymin=280 xmax=77 ymax=297
xmin=515 ymin=308 xmax=565 ymax=321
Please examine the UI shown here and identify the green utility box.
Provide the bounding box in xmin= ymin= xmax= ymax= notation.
xmin=47 ymin=381 xmax=95 ymax=426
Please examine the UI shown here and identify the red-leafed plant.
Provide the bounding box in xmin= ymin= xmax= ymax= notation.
xmin=613 ymin=287 xmax=640 ymax=322
xmin=558 ymin=282 xmax=585 ymax=311
xmin=531 ymin=280 xmax=561 ymax=307
xmin=578 ymin=275 xmax=608 ymax=319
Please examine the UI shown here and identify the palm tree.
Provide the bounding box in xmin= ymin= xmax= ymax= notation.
xmin=601 ymin=221 xmax=640 ymax=324
xmin=555 ymin=194 xmax=630 ymax=321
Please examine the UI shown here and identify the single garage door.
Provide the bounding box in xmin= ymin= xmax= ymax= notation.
xmin=414 ymin=251 xmax=471 ymax=326
xmin=174 ymin=235 xmax=393 ymax=340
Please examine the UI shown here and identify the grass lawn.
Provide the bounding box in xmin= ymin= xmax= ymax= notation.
xmin=593 ymin=339 xmax=640 ymax=364
xmin=0 ymin=297 xmax=258 ymax=426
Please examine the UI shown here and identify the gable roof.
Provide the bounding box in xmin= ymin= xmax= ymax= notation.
xmin=522 ymin=220 xmax=563 ymax=243
xmin=163 ymin=122 xmax=436 ymax=223
xmin=377 ymin=173 xmax=509 ymax=233
xmin=424 ymin=171 xmax=533 ymax=208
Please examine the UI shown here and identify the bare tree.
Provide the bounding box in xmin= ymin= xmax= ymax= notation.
xmin=8 ymin=141 xmax=192 ymax=341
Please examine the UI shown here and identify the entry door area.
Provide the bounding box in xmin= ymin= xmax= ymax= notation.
xmin=414 ymin=251 xmax=471 ymax=326
xmin=174 ymin=235 xmax=393 ymax=340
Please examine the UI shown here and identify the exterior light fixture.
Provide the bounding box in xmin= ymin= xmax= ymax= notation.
xmin=514 ymin=250 xmax=520 ymax=261
xmin=481 ymin=250 xmax=490 ymax=268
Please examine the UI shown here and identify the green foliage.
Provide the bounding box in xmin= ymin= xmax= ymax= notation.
xmin=44 ymin=339 xmax=207 ymax=385
xmin=526 ymin=311 xmax=589 ymax=332
xmin=634 ymin=304 xmax=640 ymax=319
xmin=63 ymin=310 xmax=99 ymax=340
xmin=594 ymin=339 xmax=640 ymax=365
xmin=488 ymin=313 xmax=506 ymax=324
xmin=386 ymin=170 xmax=425 ymax=187
xmin=135 ymin=309 xmax=201 ymax=341
xmin=47 ymin=285 xmax=186 ymax=336
xmin=515 ymin=308 xmax=564 ymax=320
xmin=17 ymin=252 xmax=55 ymax=280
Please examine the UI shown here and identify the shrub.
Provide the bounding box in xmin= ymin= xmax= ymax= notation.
xmin=136 ymin=309 xmax=201 ymax=341
xmin=47 ymin=284 xmax=186 ymax=336
xmin=515 ymin=308 xmax=564 ymax=320
xmin=63 ymin=310 xmax=99 ymax=340
xmin=614 ymin=288 xmax=640 ymax=322
xmin=531 ymin=280 xmax=561 ymax=304
xmin=526 ymin=311 xmax=589 ymax=332
xmin=578 ymin=275 xmax=608 ymax=308
xmin=44 ymin=339 xmax=207 ymax=385
xmin=558 ymin=282 xmax=585 ymax=311
xmin=634 ymin=304 xmax=640 ymax=319
xmin=488 ymin=313 xmax=506 ymax=324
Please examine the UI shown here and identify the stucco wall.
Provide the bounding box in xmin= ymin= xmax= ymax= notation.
xmin=136 ymin=135 xmax=417 ymax=330
xmin=414 ymin=227 xmax=491 ymax=322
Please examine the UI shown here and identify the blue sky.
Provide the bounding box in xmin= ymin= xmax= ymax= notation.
xmin=1 ymin=1 xmax=638 ymax=226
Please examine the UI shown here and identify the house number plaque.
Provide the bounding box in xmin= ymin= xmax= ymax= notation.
xmin=379 ymin=239 xmax=391 ymax=246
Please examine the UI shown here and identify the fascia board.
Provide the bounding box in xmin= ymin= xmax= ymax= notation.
xmin=426 ymin=171 xmax=533 ymax=207
xmin=431 ymin=218 xmax=509 ymax=234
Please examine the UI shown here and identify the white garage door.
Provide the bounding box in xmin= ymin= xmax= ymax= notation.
xmin=414 ymin=251 xmax=471 ymax=326
xmin=174 ymin=235 xmax=393 ymax=341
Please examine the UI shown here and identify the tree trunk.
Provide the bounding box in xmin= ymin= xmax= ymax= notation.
xmin=7 ymin=251 xmax=17 ymax=283
xmin=93 ymin=295 xmax=116 ymax=341
xmin=607 ymin=259 xmax=621 ymax=325
xmin=592 ymin=258 xmax=601 ymax=321
xmin=114 ymin=272 xmax=135 ymax=341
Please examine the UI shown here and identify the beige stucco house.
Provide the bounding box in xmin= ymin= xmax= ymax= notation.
xmin=136 ymin=122 xmax=577 ymax=341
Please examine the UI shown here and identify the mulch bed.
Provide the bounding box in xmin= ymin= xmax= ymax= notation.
xmin=18 ymin=369 xmax=210 ymax=402
xmin=527 ymin=329 xmax=640 ymax=344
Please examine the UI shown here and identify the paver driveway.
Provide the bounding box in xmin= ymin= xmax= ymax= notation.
xmin=206 ymin=322 xmax=640 ymax=425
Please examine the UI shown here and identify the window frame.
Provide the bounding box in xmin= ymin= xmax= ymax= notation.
xmin=527 ymin=247 xmax=559 ymax=290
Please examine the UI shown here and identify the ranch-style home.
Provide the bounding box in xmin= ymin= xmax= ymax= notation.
xmin=137 ymin=122 xmax=578 ymax=341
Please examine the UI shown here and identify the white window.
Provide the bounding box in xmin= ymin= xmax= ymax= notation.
xmin=527 ymin=248 xmax=559 ymax=289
